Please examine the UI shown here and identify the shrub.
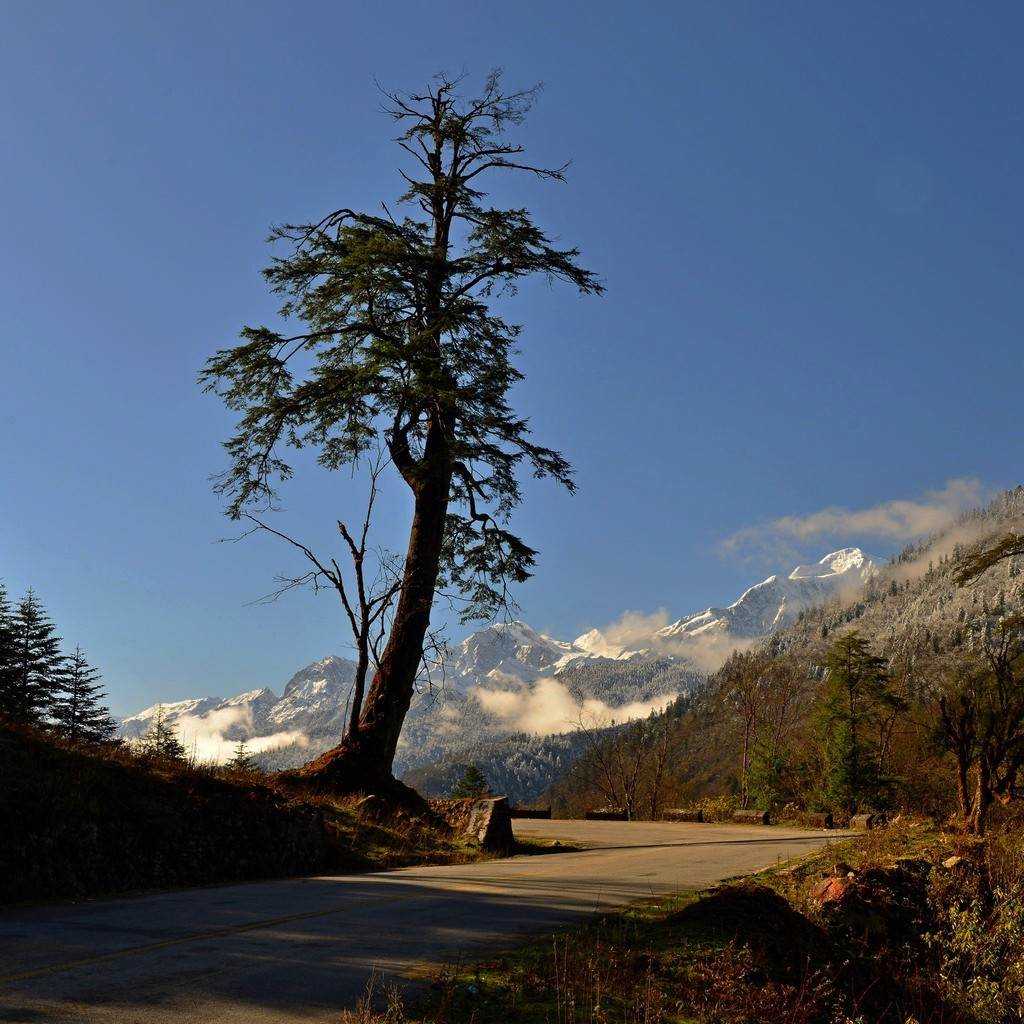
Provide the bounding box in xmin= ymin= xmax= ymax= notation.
xmin=924 ymin=871 xmax=1024 ymax=1022
xmin=697 ymin=793 xmax=740 ymax=822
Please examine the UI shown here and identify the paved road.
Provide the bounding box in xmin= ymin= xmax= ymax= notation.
xmin=0 ymin=821 xmax=848 ymax=1023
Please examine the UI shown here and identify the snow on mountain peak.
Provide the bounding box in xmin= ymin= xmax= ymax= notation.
xmin=450 ymin=620 xmax=583 ymax=683
xmin=789 ymin=547 xmax=874 ymax=580
xmin=579 ymin=548 xmax=884 ymax=669
xmin=280 ymin=655 xmax=356 ymax=700
xmin=120 ymin=695 xmax=222 ymax=731
xmin=219 ymin=687 xmax=278 ymax=707
xmin=573 ymin=627 xmax=631 ymax=660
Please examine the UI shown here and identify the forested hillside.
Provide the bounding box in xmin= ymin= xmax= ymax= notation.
xmin=546 ymin=488 xmax=1024 ymax=833
xmin=403 ymin=731 xmax=595 ymax=804
xmin=400 ymin=658 xmax=705 ymax=802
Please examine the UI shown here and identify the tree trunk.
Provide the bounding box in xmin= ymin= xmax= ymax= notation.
xmin=355 ymin=468 xmax=450 ymax=771
xmin=956 ymin=758 xmax=973 ymax=826
xmin=969 ymin=760 xmax=992 ymax=836
xmin=283 ymin=449 xmax=453 ymax=807
xmin=346 ymin=644 xmax=370 ymax=738
xmin=741 ymin=719 xmax=751 ymax=810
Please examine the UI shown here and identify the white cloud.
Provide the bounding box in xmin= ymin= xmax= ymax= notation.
xmin=175 ymin=706 xmax=309 ymax=764
xmin=596 ymin=609 xmax=671 ymax=648
xmin=585 ymin=609 xmax=753 ymax=675
xmin=657 ymin=632 xmax=755 ymax=674
xmin=472 ymin=677 xmax=676 ymax=736
xmin=719 ymin=478 xmax=988 ymax=562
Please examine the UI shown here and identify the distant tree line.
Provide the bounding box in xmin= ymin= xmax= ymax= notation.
xmin=0 ymin=580 xmax=115 ymax=742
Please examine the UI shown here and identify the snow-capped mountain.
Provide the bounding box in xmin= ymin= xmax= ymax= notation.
xmin=654 ymin=548 xmax=882 ymax=644
xmin=568 ymin=548 xmax=882 ymax=664
xmin=119 ymin=657 xmax=357 ymax=748
xmin=446 ymin=620 xmax=584 ymax=683
xmin=120 ymin=695 xmax=225 ymax=739
xmin=119 ymin=548 xmax=880 ymax=771
xmin=264 ymin=656 xmax=357 ymax=734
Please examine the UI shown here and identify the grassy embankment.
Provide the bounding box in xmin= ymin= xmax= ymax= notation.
xmin=0 ymin=720 xmax=495 ymax=905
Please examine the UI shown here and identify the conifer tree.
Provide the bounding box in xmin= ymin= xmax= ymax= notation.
xmin=451 ymin=763 xmax=490 ymax=799
xmin=226 ymin=738 xmax=258 ymax=772
xmin=51 ymin=645 xmax=115 ymax=742
xmin=816 ymin=631 xmax=903 ymax=813
xmin=141 ymin=705 xmax=186 ymax=761
xmin=202 ymin=72 xmax=601 ymax=795
xmin=0 ymin=581 xmax=17 ymax=713
xmin=2 ymin=590 xmax=63 ymax=723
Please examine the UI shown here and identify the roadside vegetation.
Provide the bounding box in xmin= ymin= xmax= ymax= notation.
xmin=0 ymin=717 xmax=484 ymax=905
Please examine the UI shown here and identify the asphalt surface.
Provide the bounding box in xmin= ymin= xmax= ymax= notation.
xmin=0 ymin=820 xmax=849 ymax=1023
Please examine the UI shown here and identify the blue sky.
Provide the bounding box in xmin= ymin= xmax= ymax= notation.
xmin=2 ymin=2 xmax=1021 ymax=716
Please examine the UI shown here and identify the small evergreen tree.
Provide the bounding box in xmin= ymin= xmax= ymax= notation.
xmin=141 ymin=705 xmax=186 ymax=760
xmin=2 ymin=590 xmax=63 ymax=723
xmin=51 ymin=645 xmax=116 ymax=742
xmin=451 ymin=764 xmax=490 ymax=799
xmin=226 ymin=738 xmax=258 ymax=772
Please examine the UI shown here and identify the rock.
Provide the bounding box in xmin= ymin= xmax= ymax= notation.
xmin=810 ymin=876 xmax=856 ymax=904
xmin=465 ymin=796 xmax=515 ymax=854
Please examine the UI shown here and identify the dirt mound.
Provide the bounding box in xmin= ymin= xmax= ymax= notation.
xmin=671 ymin=883 xmax=839 ymax=985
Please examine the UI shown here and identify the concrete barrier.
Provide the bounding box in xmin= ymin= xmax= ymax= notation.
xmin=732 ymin=809 xmax=771 ymax=825
xmin=465 ymin=796 xmax=515 ymax=853
xmin=585 ymin=807 xmax=628 ymax=821
xmin=663 ymin=808 xmax=703 ymax=822
xmin=851 ymin=812 xmax=885 ymax=830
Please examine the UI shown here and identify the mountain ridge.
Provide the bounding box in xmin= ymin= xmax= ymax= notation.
xmin=119 ymin=547 xmax=882 ymax=772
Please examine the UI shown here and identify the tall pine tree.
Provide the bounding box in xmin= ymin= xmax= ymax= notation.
xmin=817 ymin=631 xmax=903 ymax=813
xmin=2 ymin=590 xmax=63 ymax=723
xmin=0 ymin=581 xmax=17 ymax=713
xmin=51 ymin=645 xmax=115 ymax=742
